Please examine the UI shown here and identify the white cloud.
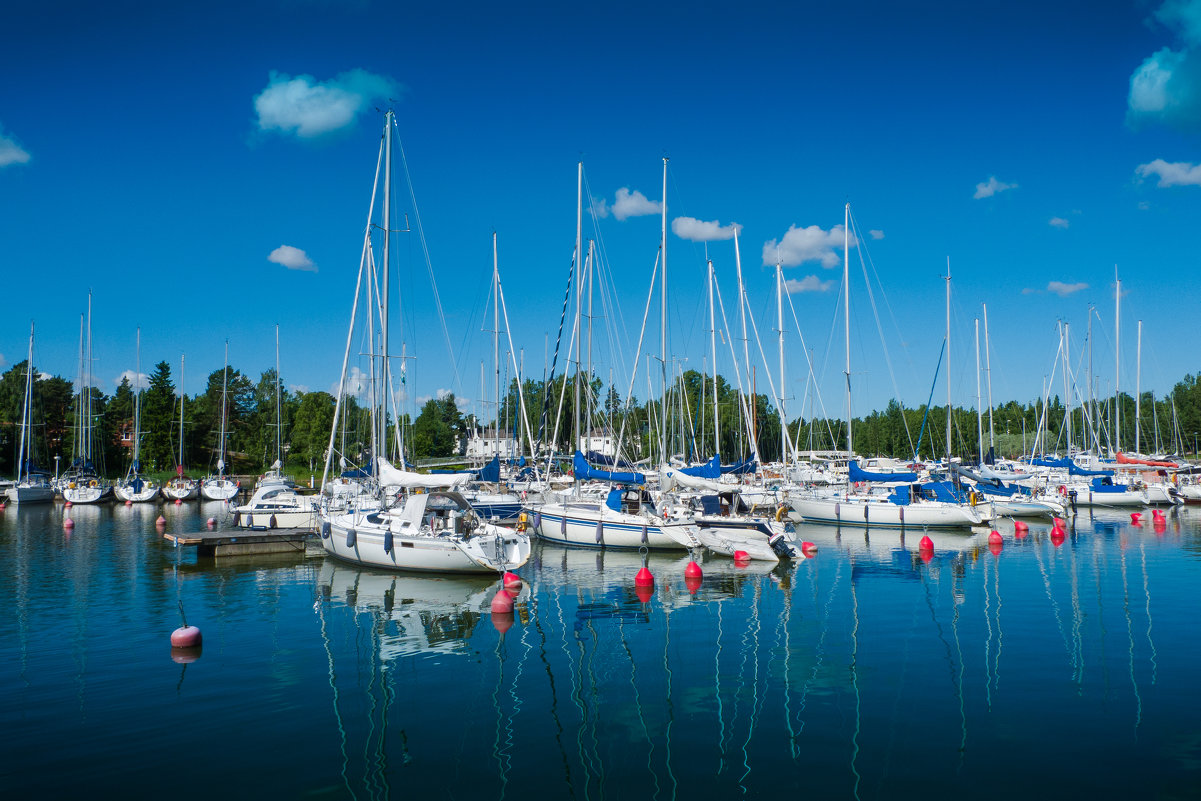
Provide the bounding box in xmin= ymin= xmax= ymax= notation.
xmin=0 ymin=127 xmax=30 ymax=168
xmin=1047 ymin=281 xmax=1088 ymax=296
xmin=671 ymin=216 xmax=739 ymax=242
xmin=591 ymin=197 xmax=610 ymax=218
xmin=38 ymin=372 xmax=51 ymax=380
xmin=0 ymin=353 xmax=6 ymax=368
xmin=1049 ymin=216 xmax=1070 ymax=228
xmin=1021 ymin=288 xmax=1038 ymax=295
xmin=610 ymin=187 xmax=661 ymax=220
xmin=268 ymin=244 xmax=317 ymax=272
xmin=289 ymin=384 xmax=310 ymax=394
xmin=762 ymin=223 xmax=854 ymax=268
xmin=1128 ymin=2 xmax=1201 ymax=130
xmin=869 ymin=229 xmax=885 ymax=240
xmin=331 ymin=366 xmax=368 ymax=398
xmin=254 ymin=69 xmax=399 ymax=138
xmin=973 ymin=176 xmax=1017 ymax=199
xmin=115 ymin=370 xmax=149 ymax=390
xmin=1135 ymin=158 xmax=1201 ymax=186
xmin=785 ymin=275 xmax=836 ymax=293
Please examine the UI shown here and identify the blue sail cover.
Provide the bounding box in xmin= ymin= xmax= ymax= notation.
xmin=679 ymin=455 xmax=721 ymax=478
xmin=573 ymin=451 xmax=645 ymax=484
xmin=720 ymin=456 xmax=757 ymax=475
xmin=849 ymin=461 xmax=918 ymax=483
xmin=475 ymin=456 xmax=501 ymax=483
xmin=1068 ymin=461 xmax=1114 ymax=477
xmin=1031 ymin=457 xmax=1072 ymax=468
xmin=586 ymin=451 xmax=635 ymax=468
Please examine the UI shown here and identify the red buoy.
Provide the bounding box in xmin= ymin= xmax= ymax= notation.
xmin=490 ymin=589 xmax=514 ymax=613
xmin=124 ymin=500 xmax=132 ymax=507
xmin=64 ymin=500 xmax=72 ymax=508
xmin=988 ymin=530 xmax=1003 ymax=545
xmin=63 ymin=518 xmax=75 ymax=529
xmin=634 ymin=567 xmax=655 ymax=586
xmin=684 ymin=561 xmax=703 ymax=579
xmin=503 ymin=571 xmax=523 ymax=590
xmin=206 ymin=517 xmax=217 ymax=528
xmin=1154 ymin=518 xmax=1167 ymax=532
xmin=989 ymin=541 xmax=1003 ymax=556
xmin=802 ymin=541 xmax=817 ymax=555
xmin=1051 ymin=530 xmax=1065 ymax=547
xmin=1013 ymin=520 xmax=1028 ymax=533
xmin=635 ymin=583 xmax=655 ymax=604
xmin=170 ymin=625 xmax=203 ymax=648
xmin=1152 ymin=509 xmax=1165 ymax=521
xmin=919 ymin=535 xmax=934 ymax=551
xmin=685 ymin=574 xmax=703 ymax=595
xmin=174 ymin=498 xmax=182 ymax=506
xmin=1131 ymin=512 xmax=1142 ymax=524
xmin=491 ymin=612 xmax=515 ymax=635
xmin=919 ymin=549 xmax=934 ymax=564
xmin=170 ymin=646 xmax=203 ymax=664
xmin=1015 ymin=525 xmax=1028 ymax=540
xmin=0 ymin=501 xmax=6 ymax=511
xmin=733 ymin=550 xmax=750 ymax=564
xmin=155 ymin=515 xmax=166 ymax=527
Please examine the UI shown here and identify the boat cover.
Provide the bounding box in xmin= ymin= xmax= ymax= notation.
xmin=377 ymin=457 xmax=471 ymax=489
xmin=850 ymin=461 xmax=918 ymax=483
xmin=573 ymin=451 xmax=645 ymax=485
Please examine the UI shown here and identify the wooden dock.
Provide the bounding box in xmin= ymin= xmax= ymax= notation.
xmin=163 ymin=527 xmax=312 ymax=557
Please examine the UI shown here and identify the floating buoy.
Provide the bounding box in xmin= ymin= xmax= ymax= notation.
xmin=206 ymin=517 xmax=216 ymax=528
xmin=733 ymin=550 xmax=750 ymax=564
xmin=685 ymin=574 xmax=703 ymax=595
xmin=64 ymin=500 xmax=72 ymax=508
xmin=63 ymin=518 xmax=75 ymax=529
xmin=1152 ymin=509 xmax=1165 ymax=521
xmin=124 ymin=500 xmax=132 ymax=507
xmin=801 ymin=541 xmax=817 ymax=554
xmin=1013 ymin=520 xmax=1028 ymax=533
xmin=0 ymin=501 xmax=6 ymax=511
xmin=989 ymin=541 xmax=1003 ymax=556
xmin=919 ymin=548 xmax=934 ymax=564
xmin=490 ymin=589 xmax=514 ymax=613
xmin=503 ymin=571 xmax=523 ymax=590
xmin=1131 ymin=512 xmax=1142 ymax=524
xmin=1053 ymin=517 xmax=1065 ymax=529
xmin=1051 ymin=529 xmax=1065 ymax=546
xmin=170 ymin=646 xmax=203 ymax=664
xmin=1154 ymin=518 xmax=1167 ymax=532
xmin=155 ymin=515 xmax=166 ymax=527
xmin=634 ymin=567 xmax=655 ymax=587
xmin=988 ymin=530 xmax=1003 ymax=545
xmin=174 ymin=498 xmax=182 ymax=505
xmin=684 ymin=561 xmax=703 ymax=579
xmin=635 ymin=584 xmax=654 ymax=604
xmin=919 ymin=535 xmax=934 ymax=551
xmin=171 ymin=625 xmax=203 ymax=648
xmin=491 ymin=612 xmax=515 ymax=635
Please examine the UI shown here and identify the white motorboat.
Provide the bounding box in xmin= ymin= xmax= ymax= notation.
xmin=233 ymin=484 xmax=316 ymax=529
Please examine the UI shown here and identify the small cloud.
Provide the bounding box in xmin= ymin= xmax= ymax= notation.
xmin=268 ymin=244 xmax=317 ymax=272
xmin=973 ymin=176 xmax=1018 ymax=199
xmin=289 ymin=384 xmax=310 ymax=394
xmin=1049 ymin=216 xmax=1070 ymax=228
xmin=1127 ymin=1 xmax=1201 ymax=131
xmin=869 ymin=229 xmax=885 ymax=240
xmin=762 ymin=223 xmax=854 ymax=268
xmin=254 ymin=69 xmax=400 ymax=139
xmin=785 ymin=275 xmax=836 ymax=293
xmin=671 ymin=216 xmax=739 ymax=242
xmin=116 ymin=370 xmax=149 ymax=390
xmin=0 ymin=353 xmax=6 ymax=368
xmin=0 ymin=126 xmax=31 ymax=168
xmin=1021 ymin=288 xmax=1039 ymax=295
xmin=331 ymin=366 xmax=368 ymax=398
xmin=1138 ymin=199 xmax=1152 ymax=210
xmin=591 ymin=196 xmax=610 ymax=218
xmin=38 ymin=372 xmax=52 ymax=380
xmin=416 ymin=394 xmax=432 ymax=405
xmin=1135 ymin=157 xmax=1201 ymax=186
xmin=610 ymin=187 xmax=661 ymax=221
xmin=1047 ymin=280 xmax=1088 ymax=296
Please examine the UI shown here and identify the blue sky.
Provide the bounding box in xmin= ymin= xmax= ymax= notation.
xmin=2 ymin=0 xmax=1200 ymax=429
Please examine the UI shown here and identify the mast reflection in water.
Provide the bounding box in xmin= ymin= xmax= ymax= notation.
xmin=1 ymin=504 xmax=1199 ymax=798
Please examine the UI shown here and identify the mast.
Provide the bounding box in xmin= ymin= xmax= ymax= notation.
xmin=493 ymin=232 xmax=500 ymax=462
xmin=133 ymin=328 xmax=142 ymax=475
xmin=1136 ymin=319 xmax=1143 ymax=454
xmin=380 ymin=110 xmax=393 ymax=460
xmin=573 ymin=161 xmax=582 ymax=459
xmin=218 ymin=341 xmax=229 ymax=477
xmin=975 ymin=318 xmax=984 ymax=463
xmin=709 ymin=260 xmax=719 ymax=456
xmin=983 ymin=302 xmax=995 ymax=451
xmin=660 ymin=157 xmax=668 ymax=464
xmin=944 ymin=259 xmax=951 ymax=464
xmin=844 ymin=203 xmax=852 ymax=456
xmin=586 ymin=239 xmax=595 ymax=449
xmin=1114 ymin=267 xmax=1120 ymax=454
xmin=777 ymin=259 xmax=787 ymax=464
xmin=1087 ymin=304 xmax=1095 ymax=452
xmin=75 ymin=312 xmax=84 ymax=466
xmin=17 ymin=322 xmax=33 ymax=483
xmin=1063 ymin=322 xmax=1072 ymax=456
xmin=275 ymin=324 xmax=281 ymax=468
xmin=85 ymin=293 xmax=92 ymax=465
xmin=179 ymin=354 xmax=186 ymax=473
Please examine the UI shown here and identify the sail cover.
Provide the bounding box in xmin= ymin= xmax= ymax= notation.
xmin=377 ymin=457 xmax=471 ymax=489
xmin=849 ymin=461 xmax=918 ymax=483
xmin=721 ymin=456 xmax=757 ymax=475
xmin=475 ymin=456 xmax=501 ymax=483
xmin=679 ymin=455 xmax=721 ymax=478
xmin=660 ymin=466 xmax=726 ymax=493
xmin=1068 ymin=461 xmax=1113 ymax=477
xmin=573 ymin=451 xmax=644 ymax=484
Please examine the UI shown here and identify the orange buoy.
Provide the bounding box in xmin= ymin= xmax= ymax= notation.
xmin=685 ymin=574 xmax=703 ymax=595
xmin=988 ymin=530 xmax=1003 ymax=545
xmin=490 ymin=589 xmax=515 ymax=613
xmin=635 ymin=567 xmax=655 ymax=586
xmin=684 ymin=561 xmax=703 ymax=579
xmin=503 ymin=571 xmax=523 ymax=590
xmin=170 ymin=625 xmax=203 ymax=648
xmin=63 ymin=518 xmax=75 ymax=529
xmin=919 ymin=535 xmax=934 ymax=551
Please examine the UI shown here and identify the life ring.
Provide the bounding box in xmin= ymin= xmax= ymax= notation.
xmin=1057 ymin=485 xmax=1066 ymax=496
xmin=775 ymin=504 xmax=787 ymax=523
xmin=89 ymin=480 xmax=97 ymax=488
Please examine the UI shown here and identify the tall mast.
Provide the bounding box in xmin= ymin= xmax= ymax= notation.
xmin=660 ymin=157 xmax=668 ymax=464
xmin=586 ymin=239 xmax=595 ymax=444
xmin=573 ymin=161 xmax=582 ymax=459
xmin=944 ymin=259 xmax=951 ymax=463
xmin=493 ymin=232 xmax=500 ymax=461
xmin=86 ymin=293 xmax=92 ymax=464
xmin=133 ymin=327 xmax=142 ymax=473
xmin=1114 ymin=267 xmax=1120 ymax=453
xmin=1087 ymin=304 xmax=1095 ymax=452
xmin=709 ymin=260 xmax=719 ymax=456
xmin=777 ymin=259 xmax=787 ymax=464
xmin=218 ymin=341 xmax=229 ymax=477
xmin=380 ymin=110 xmax=393 ymax=460
xmin=975 ymin=318 xmax=983 ymax=462
xmin=179 ymin=354 xmax=186 ymax=471
xmin=76 ymin=312 xmax=84 ymax=464
xmin=1136 ymin=319 xmax=1143 ymax=454
xmin=17 ymin=322 xmax=33 ymax=483
xmin=275 ymin=324 xmax=281 ymax=467
xmin=983 ymin=302 xmax=995 ymax=450
xmin=1063 ymin=322 xmax=1073 ymax=456
xmin=844 ymin=203 xmax=852 ymax=456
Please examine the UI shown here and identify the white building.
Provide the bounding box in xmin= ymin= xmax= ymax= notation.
xmin=579 ymin=429 xmax=616 ymax=457
xmin=463 ymin=428 xmax=519 ymax=460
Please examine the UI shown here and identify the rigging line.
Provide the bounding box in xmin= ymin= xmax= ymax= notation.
xmin=617 ymin=616 xmax=662 ymax=801
xmin=614 ymin=249 xmax=661 ymax=465
xmin=784 ymin=282 xmax=838 ymax=450
xmin=394 ymin=126 xmax=462 ymax=395
xmin=538 ymin=250 xmax=576 ymax=457
xmin=711 ymin=271 xmax=757 ymax=457
xmin=1140 ymin=537 xmax=1158 ymax=684
xmin=1119 ymin=539 xmax=1143 ymax=732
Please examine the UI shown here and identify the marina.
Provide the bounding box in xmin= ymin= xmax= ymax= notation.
xmin=2 ymin=501 xmax=1199 ymax=797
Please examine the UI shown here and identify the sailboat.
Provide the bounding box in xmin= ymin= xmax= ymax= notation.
xmin=62 ymin=295 xmax=113 ymax=504
xmin=163 ymin=354 xmax=199 ymax=501
xmin=4 ymin=323 xmax=56 ymax=504
xmin=113 ymin=329 xmax=160 ymax=503
xmin=200 ymin=342 xmax=239 ymax=501
xmin=317 ymin=110 xmax=530 ymax=574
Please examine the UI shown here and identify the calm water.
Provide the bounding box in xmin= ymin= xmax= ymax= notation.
xmin=1 ymin=500 xmax=1199 ymax=799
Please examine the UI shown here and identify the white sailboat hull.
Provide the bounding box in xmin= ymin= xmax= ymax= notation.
xmin=5 ymin=484 xmax=56 ymax=504
xmin=113 ymin=482 xmax=160 ymax=503
xmin=162 ymin=480 xmax=199 ymax=501
xmin=531 ymin=501 xmax=689 ymax=550
xmin=200 ymin=477 xmax=240 ymax=501
xmin=787 ymin=493 xmax=984 ymax=529
xmin=61 ymin=483 xmax=112 ymax=504
xmin=322 ymin=513 xmax=530 ymax=574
